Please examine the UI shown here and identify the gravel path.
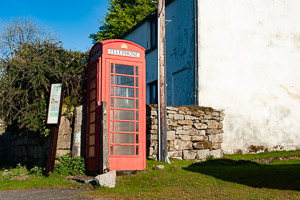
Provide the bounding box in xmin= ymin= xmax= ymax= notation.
xmin=0 ymin=189 xmax=94 ymax=200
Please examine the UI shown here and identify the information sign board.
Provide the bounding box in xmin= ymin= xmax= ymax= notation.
xmin=46 ymin=83 xmax=63 ymax=125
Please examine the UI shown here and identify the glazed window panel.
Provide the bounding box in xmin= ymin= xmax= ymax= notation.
xmin=115 ymin=145 xmax=134 ymax=155
xmin=90 ymin=79 xmax=96 ymax=89
xmin=89 ymin=123 xmax=95 ymax=134
xmin=115 ymin=87 xmax=134 ymax=98
xmin=90 ymin=90 xmax=96 ymax=100
xmin=90 ymin=68 xmax=97 ymax=79
xmin=90 ymin=101 xmax=96 ymax=112
xmin=115 ymin=122 xmax=134 ymax=132
xmin=115 ymin=64 xmax=134 ymax=75
xmin=115 ymin=76 xmax=134 ymax=86
xmin=90 ymin=112 xmax=95 ymax=122
xmin=114 ymin=133 xmax=134 ymax=144
xmin=115 ymin=110 xmax=134 ymax=121
xmin=89 ymin=146 xmax=95 ymax=157
xmin=115 ymin=98 xmax=134 ymax=109
xmin=89 ymin=134 xmax=95 ymax=145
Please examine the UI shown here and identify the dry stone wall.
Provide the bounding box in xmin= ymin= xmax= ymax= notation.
xmin=147 ymin=105 xmax=225 ymax=160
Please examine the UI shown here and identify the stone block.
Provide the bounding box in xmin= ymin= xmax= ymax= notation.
xmin=167 ymin=106 xmax=179 ymax=111
xmin=174 ymin=140 xmax=193 ymax=150
xmin=168 ymin=114 xmax=175 ymax=119
xmin=183 ymin=150 xmax=196 ymax=160
xmin=174 ymin=114 xmax=184 ymax=120
xmin=183 ymin=125 xmax=193 ymax=130
xmin=176 ymin=129 xmax=197 ymax=135
xmin=197 ymin=130 xmax=206 ymax=136
xmin=167 ymin=131 xmax=176 ymax=140
xmin=207 ymin=120 xmax=219 ymax=129
xmin=151 ymin=125 xmax=158 ymax=130
xmin=95 ymin=170 xmax=116 ymax=188
xmin=212 ymin=112 xmax=219 ymax=117
xmin=196 ymin=149 xmax=210 ymax=160
xmin=150 ymin=140 xmax=157 ymax=147
xmin=209 ymin=134 xmax=223 ymax=143
xmin=168 ymin=151 xmax=182 ymax=158
xmin=210 ymin=149 xmax=223 ymax=158
xmin=218 ymin=122 xmax=223 ymax=129
xmin=178 ymin=120 xmax=193 ymax=125
xmin=168 ymin=140 xmax=175 ymax=151
xmin=193 ymin=141 xmax=212 ymax=150
xmin=191 ymin=136 xmax=208 ymax=141
xmin=212 ymin=143 xmax=222 ymax=149
xmin=151 ymin=110 xmax=157 ymax=116
xmin=185 ymin=115 xmax=197 ymax=120
xmin=179 ymin=135 xmax=191 ymax=141
xmin=167 ymin=119 xmax=177 ymax=126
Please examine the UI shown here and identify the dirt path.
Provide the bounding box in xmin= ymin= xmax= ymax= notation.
xmin=0 ymin=189 xmax=94 ymax=200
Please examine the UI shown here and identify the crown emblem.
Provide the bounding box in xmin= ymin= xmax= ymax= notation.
xmin=121 ymin=43 xmax=128 ymax=49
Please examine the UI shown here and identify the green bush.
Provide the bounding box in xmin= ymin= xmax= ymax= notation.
xmin=55 ymin=154 xmax=85 ymax=176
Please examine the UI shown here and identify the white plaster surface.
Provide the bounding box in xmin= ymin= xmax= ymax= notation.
xmin=198 ymin=0 xmax=300 ymax=153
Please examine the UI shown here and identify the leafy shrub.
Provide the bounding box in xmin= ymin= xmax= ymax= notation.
xmin=55 ymin=154 xmax=85 ymax=176
xmin=29 ymin=166 xmax=44 ymax=176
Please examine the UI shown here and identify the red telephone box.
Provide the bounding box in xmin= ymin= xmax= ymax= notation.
xmin=86 ymin=39 xmax=146 ymax=173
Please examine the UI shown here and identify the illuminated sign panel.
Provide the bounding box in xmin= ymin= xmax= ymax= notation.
xmin=108 ymin=49 xmax=140 ymax=58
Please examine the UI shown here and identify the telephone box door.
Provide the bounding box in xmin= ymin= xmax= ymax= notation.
xmin=108 ymin=59 xmax=145 ymax=170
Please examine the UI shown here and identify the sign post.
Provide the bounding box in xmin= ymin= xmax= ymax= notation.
xmin=45 ymin=83 xmax=63 ymax=177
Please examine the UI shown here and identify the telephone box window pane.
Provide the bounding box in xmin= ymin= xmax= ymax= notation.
xmin=115 ymin=133 xmax=134 ymax=144
xmin=136 ymin=100 xmax=138 ymax=109
xmin=111 ymin=87 xmax=114 ymax=96
xmin=136 ymin=111 xmax=139 ymax=120
xmin=115 ymin=87 xmax=134 ymax=97
xmin=136 ymin=123 xmax=139 ymax=132
xmin=115 ymin=76 xmax=134 ymax=86
xmin=89 ymin=134 xmax=95 ymax=145
xmin=110 ymin=122 xmax=114 ymax=131
xmin=89 ymin=123 xmax=95 ymax=134
xmin=110 ymin=98 xmax=114 ymax=107
xmin=110 ymin=133 xmax=113 ymax=143
xmin=90 ymin=112 xmax=95 ymax=122
xmin=135 ymin=66 xmax=138 ymax=75
xmin=115 ymin=110 xmax=134 ymax=120
xmin=89 ymin=146 xmax=95 ymax=157
xmin=111 ymin=64 xmax=114 ymax=73
xmin=115 ymin=98 xmax=134 ymax=109
xmin=90 ymin=79 xmax=96 ymax=89
xmin=136 ymin=146 xmax=139 ymax=155
xmin=136 ymin=78 xmax=138 ymax=87
xmin=110 ymin=145 xmax=113 ymax=155
xmin=90 ymin=101 xmax=96 ymax=112
xmin=115 ymin=122 xmax=134 ymax=132
xmin=90 ymin=68 xmax=96 ymax=78
xmin=90 ymin=90 xmax=96 ymax=100
xmin=111 ymin=75 xmax=114 ymax=84
xmin=136 ymin=134 xmax=139 ymax=143
xmin=115 ymin=64 xmax=134 ymax=75
xmin=115 ymin=145 xmax=134 ymax=155
xmin=136 ymin=89 xmax=138 ymax=98
xmin=110 ymin=110 xmax=113 ymax=120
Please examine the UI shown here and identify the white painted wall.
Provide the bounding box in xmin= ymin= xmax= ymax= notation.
xmin=198 ymin=0 xmax=300 ymax=153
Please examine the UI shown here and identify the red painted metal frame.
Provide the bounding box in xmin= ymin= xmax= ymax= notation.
xmin=86 ymin=40 xmax=146 ymax=172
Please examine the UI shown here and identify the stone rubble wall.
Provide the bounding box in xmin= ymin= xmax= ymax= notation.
xmin=0 ymin=116 xmax=72 ymax=166
xmin=147 ymin=105 xmax=225 ymax=160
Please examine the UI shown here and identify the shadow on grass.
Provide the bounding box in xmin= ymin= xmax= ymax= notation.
xmin=183 ymin=159 xmax=300 ymax=191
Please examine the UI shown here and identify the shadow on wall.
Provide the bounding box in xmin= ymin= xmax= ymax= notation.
xmin=183 ymin=159 xmax=300 ymax=191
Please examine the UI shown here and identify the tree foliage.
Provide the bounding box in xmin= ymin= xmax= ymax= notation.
xmin=90 ymin=0 xmax=156 ymax=43
xmin=0 ymin=17 xmax=87 ymax=135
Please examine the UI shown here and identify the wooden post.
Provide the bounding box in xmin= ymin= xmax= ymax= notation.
xmin=158 ymin=0 xmax=167 ymax=162
xmin=45 ymin=125 xmax=59 ymax=176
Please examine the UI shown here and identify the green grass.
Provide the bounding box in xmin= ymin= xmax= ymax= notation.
xmin=0 ymin=162 xmax=91 ymax=191
xmin=1 ymin=150 xmax=300 ymax=199
xmin=82 ymin=157 xmax=300 ymax=200
xmin=224 ymin=149 xmax=300 ymax=161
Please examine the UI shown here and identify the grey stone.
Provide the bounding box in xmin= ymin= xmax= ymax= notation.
xmin=168 ymin=151 xmax=183 ymax=158
xmin=179 ymin=135 xmax=191 ymax=141
xmin=197 ymin=130 xmax=206 ymax=136
xmin=183 ymin=150 xmax=196 ymax=160
xmin=196 ymin=149 xmax=210 ymax=160
xmin=193 ymin=141 xmax=212 ymax=150
xmin=167 ymin=131 xmax=176 ymax=140
xmin=210 ymin=149 xmax=223 ymax=158
xmin=167 ymin=106 xmax=179 ymax=111
xmin=95 ymin=170 xmax=116 ymax=188
xmin=2 ymin=170 xmax=12 ymax=176
xmin=155 ymin=165 xmax=165 ymax=170
xmin=207 ymin=120 xmax=219 ymax=129
xmin=174 ymin=114 xmax=184 ymax=120
xmin=176 ymin=129 xmax=197 ymax=135
xmin=191 ymin=136 xmax=208 ymax=141
xmin=151 ymin=110 xmax=157 ymax=116
xmin=212 ymin=143 xmax=222 ymax=149
xmin=174 ymin=140 xmax=193 ymax=150
xmin=10 ymin=175 xmax=30 ymax=181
